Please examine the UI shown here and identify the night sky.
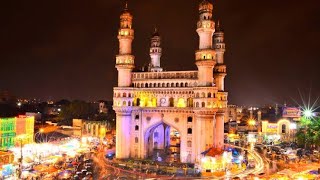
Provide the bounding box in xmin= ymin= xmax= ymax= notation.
xmin=1 ymin=0 xmax=320 ymax=106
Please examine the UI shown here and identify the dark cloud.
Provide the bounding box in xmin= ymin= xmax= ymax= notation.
xmin=1 ymin=0 xmax=320 ymax=106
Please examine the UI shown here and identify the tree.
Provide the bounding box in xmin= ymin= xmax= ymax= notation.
xmin=59 ymin=100 xmax=96 ymax=125
xmin=296 ymin=117 xmax=320 ymax=149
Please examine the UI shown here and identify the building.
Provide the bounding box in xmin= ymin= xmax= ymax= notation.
xmin=0 ymin=91 xmax=16 ymax=105
xmin=25 ymin=112 xmax=41 ymax=123
xmin=0 ymin=116 xmax=34 ymax=150
xmin=99 ymin=101 xmax=108 ymax=114
xmin=113 ymin=1 xmax=228 ymax=163
xmin=261 ymin=118 xmax=298 ymax=143
xmin=224 ymin=105 xmax=238 ymax=122
xmin=72 ymin=119 xmax=112 ymax=139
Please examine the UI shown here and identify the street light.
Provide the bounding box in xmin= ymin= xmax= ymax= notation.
xmin=34 ymin=128 xmax=44 ymax=143
xmin=15 ymin=134 xmax=30 ymax=179
xmin=248 ymin=119 xmax=256 ymax=126
xmin=303 ymin=109 xmax=313 ymax=118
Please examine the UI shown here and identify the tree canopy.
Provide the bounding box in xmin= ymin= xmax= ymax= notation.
xmin=59 ymin=100 xmax=96 ymax=125
xmin=296 ymin=117 xmax=320 ymax=148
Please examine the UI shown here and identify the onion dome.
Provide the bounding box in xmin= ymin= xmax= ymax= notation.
xmin=199 ymin=0 xmax=213 ymax=13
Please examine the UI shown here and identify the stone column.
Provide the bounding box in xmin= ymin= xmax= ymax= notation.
xmin=194 ymin=113 xmax=215 ymax=162
xmin=215 ymin=112 xmax=225 ymax=148
xmin=115 ymin=111 xmax=132 ymax=159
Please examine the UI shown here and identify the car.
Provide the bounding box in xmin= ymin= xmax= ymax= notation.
xmin=81 ymin=169 xmax=88 ymax=176
xmin=116 ymin=177 xmax=127 ymax=180
xmin=313 ymin=150 xmax=319 ymax=156
xmin=304 ymin=150 xmax=312 ymax=156
xmin=85 ymin=162 xmax=93 ymax=166
xmin=85 ymin=166 xmax=93 ymax=172
xmin=105 ymin=153 xmax=115 ymax=160
xmin=84 ymin=159 xmax=93 ymax=163
xmin=275 ymin=150 xmax=282 ymax=155
xmin=73 ymin=175 xmax=80 ymax=180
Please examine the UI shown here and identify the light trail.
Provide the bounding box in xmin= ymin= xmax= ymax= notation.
xmin=225 ymin=145 xmax=265 ymax=179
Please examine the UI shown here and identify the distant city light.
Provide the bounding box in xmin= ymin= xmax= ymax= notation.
xmin=303 ymin=109 xmax=313 ymax=118
xmin=248 ymin=119 xmax=256 ymax=126
xmin=39 ymin=128 xmax=44 ymax=133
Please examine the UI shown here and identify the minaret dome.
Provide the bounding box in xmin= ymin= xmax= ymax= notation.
xmin=199 ymin=0 xmax=213 ymax=20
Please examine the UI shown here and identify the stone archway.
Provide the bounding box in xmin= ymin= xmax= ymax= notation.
xmin=144 ymin=121 xmax=182 ymax=162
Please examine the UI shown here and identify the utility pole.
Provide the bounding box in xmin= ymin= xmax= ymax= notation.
xmin=19 ymin=138 xmax=23 ymax=179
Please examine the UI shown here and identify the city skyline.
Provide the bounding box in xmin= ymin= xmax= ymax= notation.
xmin=1 ymin=0 xmax=320 ymax=105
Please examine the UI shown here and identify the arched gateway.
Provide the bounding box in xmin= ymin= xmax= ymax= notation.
xmin=144 ymin=121 xmax=181 ymax=162
xmin=113 ymin=0 xmax=228 ymax=163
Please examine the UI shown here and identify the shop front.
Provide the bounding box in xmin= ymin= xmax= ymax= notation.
xmin=261 ymin=119 xmax=294 ymax=143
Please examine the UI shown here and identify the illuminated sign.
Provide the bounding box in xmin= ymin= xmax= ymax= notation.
xmin=282 ymin=107 xmax=301 ymax=118
xmin=266 ymin=124 xmax=278 ymax=133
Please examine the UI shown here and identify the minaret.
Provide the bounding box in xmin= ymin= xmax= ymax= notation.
xmin=149 ymin=28 xmax=163 ymax=72
xmin=115 ymin=2 xmax=135 ymax=87
xmin=195 ymin=0 xmax=216 ymax=87
xmin=213 ymin=21 xmax=227 ymax=91
xmin=114 ymin=2 xmax=134 ymax=159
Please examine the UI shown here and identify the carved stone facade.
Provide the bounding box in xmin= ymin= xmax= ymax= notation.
xmin=113 ymin=0 xmax=228 ymax=163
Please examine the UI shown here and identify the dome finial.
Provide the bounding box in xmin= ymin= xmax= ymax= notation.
xmin=216 ymin=20 xmax=223 ymax=32
xmin=216 ymin=20 xmax=220 ymax=30
xmin=124 ymin=1 xmax=128 ymax=10
xmin=152 ymin=26 xmax=160 ymax=37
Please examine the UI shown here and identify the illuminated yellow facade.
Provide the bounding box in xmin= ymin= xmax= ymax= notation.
xmin=261 ymin=119 xmax=294 ymax=142
xmin=113 ymin=1 xmax=228 ymax=163
xmin=0 ymin=116 xmax=34 ymax=150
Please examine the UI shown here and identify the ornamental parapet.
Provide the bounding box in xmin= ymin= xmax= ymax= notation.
xmin=113 ymin=106 xmax=133 ymax=115
xmin=132 ymin=70 xmax=198 ymax=80
xmin=116 ymin=54 xmax=135 ymax=66
xmin=114 ymin=87 xmax=134 ymax=91
xmin=216 ymin=109 xmax=227 ymax=114
xmin=113 ymin=88 xmax=134 ymax=98
xmin=132 ymin=107 xmax=194 ymax=113
xmin=195 ymin=60 xmax=216 ymax=67
xmin=118 ymin=28 xmax=134 ymax=39
xmin=193 ymin=108 xmax=217 ymax=116
xmin=214 ymin=64 xmax=226 ymax=73
xmin=195 ymin=49 xmax=216 ymax=61
xmin=115 ymin=64 xmax=135 ymax=70
xmin=197 ymin=20 xmax=215 ymax=29
xmin=193 ymin=86 xmax=218 ymax=91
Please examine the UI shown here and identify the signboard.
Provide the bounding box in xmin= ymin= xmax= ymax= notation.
xmin=282 ymin=107 xmax=301 ymax=118
xmin=266 ymin=124 xmax=278 ymax=133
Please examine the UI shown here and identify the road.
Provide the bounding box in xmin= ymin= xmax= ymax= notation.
xmin=93 ymin=145 xmax=265 ymax=179
xmin=93 ymin=150 xmax=146 ymax=179
xmin=224 ymin=145 xmax=265 ymax=179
